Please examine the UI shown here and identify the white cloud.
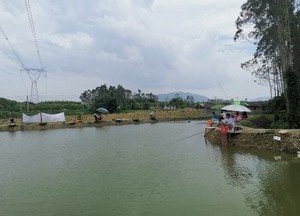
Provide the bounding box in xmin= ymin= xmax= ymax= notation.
xmin=0 ymin=0 xmax=269 ymax=102
xmin=48 ymin=32 xmax=94 ymax=49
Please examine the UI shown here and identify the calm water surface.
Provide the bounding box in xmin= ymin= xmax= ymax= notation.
xmin=0 ymin=121 xmax=300 ymax=216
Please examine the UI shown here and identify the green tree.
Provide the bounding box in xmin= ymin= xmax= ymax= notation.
xmin=169 ymin=97 xmax=184 ymax=108
xmin=235 ymin=0 xmax=300 ymax=128
xmin=285 ymin=66 xmax=300 ymax=128
xmin=185 ymin=95 xmax=195 ymax=108
xmin=80 ymin=84 xmax=158 ymax=112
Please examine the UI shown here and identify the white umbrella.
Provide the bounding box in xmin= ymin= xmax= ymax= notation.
xmin=221 ymin=104 xmax=251 ymax=112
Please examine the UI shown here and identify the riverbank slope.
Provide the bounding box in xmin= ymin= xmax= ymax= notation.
xmin=205 ymin=126 xmax=300 ymax=154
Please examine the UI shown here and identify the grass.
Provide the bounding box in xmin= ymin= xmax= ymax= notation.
xmin=70 ymin=108 xmax=208 ymax=122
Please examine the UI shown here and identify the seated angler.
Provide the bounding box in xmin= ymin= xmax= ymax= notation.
xmin=94 ymin=112 xmax=102 ymax=122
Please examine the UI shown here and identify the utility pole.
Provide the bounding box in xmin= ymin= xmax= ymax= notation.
xmin=27 ymin=96 xmax=29 ymax=112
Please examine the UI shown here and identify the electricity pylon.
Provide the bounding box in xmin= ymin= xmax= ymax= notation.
xmin=21 ymin=67 xmax=46 ymax=103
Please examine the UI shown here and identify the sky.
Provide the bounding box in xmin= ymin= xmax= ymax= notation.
xmin=0 ymin=0 xmax=269 ymax=102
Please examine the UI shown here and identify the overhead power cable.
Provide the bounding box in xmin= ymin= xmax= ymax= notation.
xmin=25 ymin=0 xmax=44 ymax=69
xmin=1 ymin=1 xmax=46 ymax=103
xmin=0 ymin=25 xmax=25 ymax=67
xmin=0 ymin=67 xmax=18 ymax=76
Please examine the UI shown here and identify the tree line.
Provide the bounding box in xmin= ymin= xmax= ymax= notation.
xmin=79 ymin=84 xmax=199 ymax=112
xmin=0 ymin=97 xmax=87 ymax=119
xmin=0 ymin=87 xmax=202 ymax=119
xmin=235 ymin=0 xmax=300 ymax=128
xmin=79 ymin=84 xmax=158 ymax=112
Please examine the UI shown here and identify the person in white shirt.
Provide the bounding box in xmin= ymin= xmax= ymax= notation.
xmin=226 ymin=114 xmax=235 ymax=131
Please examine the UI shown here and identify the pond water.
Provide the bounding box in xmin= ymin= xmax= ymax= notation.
xmin=0 ymin=121 xmax=300 ymax=216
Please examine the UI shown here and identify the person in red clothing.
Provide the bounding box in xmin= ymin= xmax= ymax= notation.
xmin=220 ymin=122 xmax=229 ymax=146
xmin=207 ymin=119 xmax=213 ymax=127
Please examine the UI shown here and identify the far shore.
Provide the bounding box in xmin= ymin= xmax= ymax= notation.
xmin=0 ymin=108 xmax=209 ymax=132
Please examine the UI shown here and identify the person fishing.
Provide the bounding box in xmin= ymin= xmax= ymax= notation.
xmin=212 ymin=111 xmax=219 ymax=123
xmin=150 ymin=110 xmax=157 ymax=121
xmin=10 ymin=116 xmax=15 ymax=125
xmin=94 ymin=112 xmax=102 ymax=122
xmin=220 ymin=122 xmax=229 ymax=146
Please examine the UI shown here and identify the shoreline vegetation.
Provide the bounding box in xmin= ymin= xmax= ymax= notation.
xmin=0 ymin=108 xmax=208 ymax=132
xmin=1 ymin=108 xmax=300 ymax=154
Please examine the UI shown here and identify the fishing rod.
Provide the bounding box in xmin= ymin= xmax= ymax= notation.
xmin=167 ymin=130 xmax=206 ymax=145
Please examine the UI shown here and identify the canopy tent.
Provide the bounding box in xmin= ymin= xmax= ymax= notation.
xmin=232 ymin=101 xmax=249 ymax=106
xmin=221 ymin=104 xmax=251 ymax=112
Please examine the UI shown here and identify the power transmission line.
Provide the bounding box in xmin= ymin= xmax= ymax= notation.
xmin=0 ymin=25 xmax=25 ymax=67
xmin=25 ymin=0 xmax=44 ymax=69
xmin=0 ymin=67 xmax=18 ymax=76
xmin=0 ymin=0 xmax=47 ymax=103
xmin=24 ymin=0 xmax=47 ymax=103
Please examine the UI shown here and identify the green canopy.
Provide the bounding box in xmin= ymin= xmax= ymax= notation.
xmin=233 ymin=101 xmax=249 ymax=106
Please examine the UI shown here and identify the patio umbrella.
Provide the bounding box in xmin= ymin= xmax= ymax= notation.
xmin=96 ymin=107 xmax=109 ymax=114
xmin=221 ymin=104 xmax=251 ymax=112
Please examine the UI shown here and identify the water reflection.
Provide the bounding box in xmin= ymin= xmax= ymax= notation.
xmin=1 ymin=122 xmax=300 ymax=216
xmin=205 ymin=138 xmax=300 ymax=216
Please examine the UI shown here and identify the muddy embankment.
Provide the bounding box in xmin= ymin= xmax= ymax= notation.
xmin=205 ymin=127 xmax=300 ymax=154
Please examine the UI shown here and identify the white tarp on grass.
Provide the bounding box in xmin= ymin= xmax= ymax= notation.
xmin=22 ymin=112 xmax=65 ymax=123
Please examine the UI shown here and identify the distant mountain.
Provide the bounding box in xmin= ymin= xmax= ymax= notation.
xmin=249 ymin=96 xmax=270 ymax=102
xmin=157 ymin=92 xmax=209 ymax=102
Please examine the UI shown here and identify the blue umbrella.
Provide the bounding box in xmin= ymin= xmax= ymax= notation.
xmin=96 ymin=107 xmax=109 ymax=113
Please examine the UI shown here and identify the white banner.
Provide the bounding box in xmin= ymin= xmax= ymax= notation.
xmin=22 ymin=113 xmax=41 ymax=123
xmin=41 ymin=112 xmax=65 ymax=123
xmin=22 ymin=112 xmax=65 ymax=123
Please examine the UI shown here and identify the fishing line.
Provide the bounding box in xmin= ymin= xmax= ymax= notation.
xmin=167 ymin=130 xmax=206 ymax=145
xmin=165 ymin=120 xmax=208 ymax=145
xmin=217 ymin=81 xmax=229 ymax=99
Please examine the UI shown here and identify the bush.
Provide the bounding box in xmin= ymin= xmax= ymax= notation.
xmin=269 ymin=95 xmax=286 ymax=113
xmin=240 ymin=115 xmax=273 ymax=128
xmin=271 ymin=119 xmax=289 ymax=129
